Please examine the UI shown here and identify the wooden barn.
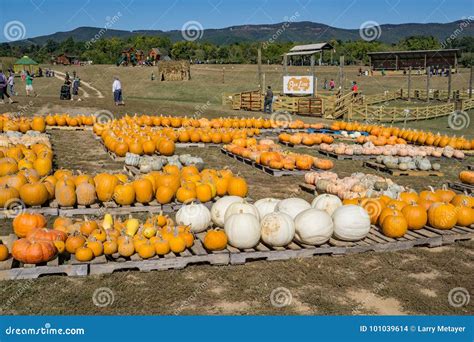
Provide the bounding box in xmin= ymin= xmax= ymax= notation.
xmin=54 ymin=54 xmax=78 ymax=65
xmin=367 ymin=49 xmax=461 ymax=71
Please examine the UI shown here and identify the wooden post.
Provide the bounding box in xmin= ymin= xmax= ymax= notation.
xmin=283 ymin=54 xmax=288 ymax=76
xmin=447 ymin=68 xmax=452 ymax=102
xmin=339 ymin=55 xmax=345 ymax=95
xmin=407 ymin=66 xmax=412 ymax=101
xmin=469 ymin=65 xmax=473 ymax=98
xmin=262 ymin=73 xmax=266 ymax=93
xmin=424 ymin=54 xmax=427 ymax=70
xmin=319 ymin=50 xmax=323 ymax=66
xmin=222 ymin=67 xmax=225 ymax=84
xmin=257 ymin=46 xmax=262 ymax=90
xmin=310 ymin=54 xmax=316 ymax=96
xmin=426 ymin=67 xmax=430 ymax=103
xmin=395 ymin=55 xmax=398 ymax=71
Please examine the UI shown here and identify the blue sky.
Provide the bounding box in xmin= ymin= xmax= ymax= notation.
xmin=0 ymin=0 xmax=473 ymax=42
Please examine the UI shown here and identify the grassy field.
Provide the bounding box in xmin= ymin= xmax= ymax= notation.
xmin=0 ymin=64 xmax=472 ymax=315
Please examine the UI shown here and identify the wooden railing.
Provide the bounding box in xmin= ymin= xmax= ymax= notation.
xmin=348 ymin=102 xmax=456 ymax=123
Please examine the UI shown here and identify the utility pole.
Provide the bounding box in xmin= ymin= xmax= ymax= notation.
xmin=447 ymin=68 xmax=452 ymax=102
xmin=469 ymin=65 xmax=473 ymax=98
xmin=257 ymin=46 xmax=262 ymax=90
xmin=339 ymin=55 xmax=344 ymax=94
xmin=222 ymin=67 xmax=225 ymax=84
xmin=425 ymin=67 xmax=430 ymax=103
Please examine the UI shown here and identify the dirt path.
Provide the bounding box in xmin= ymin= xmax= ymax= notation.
xmin=53 ymin=70 xmax=104 ymax=98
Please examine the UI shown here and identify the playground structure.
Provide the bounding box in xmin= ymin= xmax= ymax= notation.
xmin=223 ymin=88 xmax=474 ymax=122
xmin=117 ymin=48 xmax=145 ymax=66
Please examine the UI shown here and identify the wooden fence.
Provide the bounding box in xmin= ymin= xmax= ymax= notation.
xmin=224 ymin=88 xmax=473 ymax=122
xmin=348 ymin=102 xmax=456 ymax=123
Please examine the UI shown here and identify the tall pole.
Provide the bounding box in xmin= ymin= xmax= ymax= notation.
xmin=426 ymin=67 xmax=430 ymax=103
xmin=262 ymin=73 xmax=266 ymax=93
xmin=310 ymin=54 xmax=316 ymax=97
xmin=447 ymin=68 xmax=452 ymax=102
xmin=222 ymin=67 xmax=225 ymax=84
xmin=283 ymin=54 xmax=288 ymax=76
xmin=339 ymin=55 xmax=345 ymax=94
xmin=407 ymin=66 xmax=412 ymax=101
xmin=469 ymin=65 xmax=473 ymax=99
xmin=257 ymin=46 xmax=262 ymax=90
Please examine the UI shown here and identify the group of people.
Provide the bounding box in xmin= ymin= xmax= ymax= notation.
xmin=322 ymin=78 xmax=337 ymax=90
xmin=60 ymin=71 xmax=81 ymax=101
xmin=0 ymin=69 xmax=39 ymax=104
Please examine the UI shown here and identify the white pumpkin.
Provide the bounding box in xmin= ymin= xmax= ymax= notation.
xmin=211 ymin=196 xmax=243 ymax=227
xmin=254 ymin=198 xmax=280 ymax=219
xmin=276 ymin=198 xmax=311 ymax=219
xmin=294 ymin=208 xmax=333 ymax=245
xmin=311 ymin=194 xmax=343 ymax=216
xmin=260 ymin=212 xmax=295 ymax=247
xmin=332 ymin=205 xmax=371 ymax=241
xmin=176 ymin=203 xmax=211 ymax=233
xmin=224 ymin=213 xmax=261 ymax=249
xmin=224 ymin=201 xmax=260 ymax=222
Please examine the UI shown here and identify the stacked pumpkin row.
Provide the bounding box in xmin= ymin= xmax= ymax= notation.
xmin=342 ymin=187 xmax=474 ymax=238
xmin=6 ymin=210 xmax=228 ymax=264
xmin=209 ymin=196 xmax=372 ymax=247
xmin=320 ymin=142 xmax=465 ymax=159
xmin=1 ymin=165 xmax=248 ymax=208
xmin=1 ymin=116 xmax=47 ymax=133
xmin=224 ymin=139 xmax=334 ymax=171
xmin=115 ymin=114 xmax=324 ymax=131
xmin=331 ymin=121 xmax=474 ymax=150
xmin=278 ymin=132 xmax=334 ymax=146
xmin=94 ymin=120 xmax=265 ymax=157
xmin=304 ymin=171 xmax=406 ymax=200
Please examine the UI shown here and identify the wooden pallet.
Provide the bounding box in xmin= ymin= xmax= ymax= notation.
xmin=123 ymin=164 xmax=140 ymax=177
xmin=447 ymin=181 xmax=474 ymax=194
xmin=299 ymin=183 xmax=317 ymax=195
xmin=278 ymin=141 xmax=317 ymax=149
xmin=175 ymin=142 xmax=205 ymax=148
xmin=0 ymin=224 xmax=472 ymax=280
xmin=318 ymin=150 xmax=376 ymax=161
xmin=89 ymin=234 xmax=228 ymax=275
xmin=0 ymin=207 xmax=58 ymax=219
xmin=221 ymin=149 xmax=312 ymax=177
xmin=46 ymin=126 xmax=93 ymax=131
xmin=363 ymin=161 xmax=444 ymax=177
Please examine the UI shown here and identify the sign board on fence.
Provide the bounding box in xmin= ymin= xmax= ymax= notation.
xmin=283 ymin=76 xmax=315 ymax=94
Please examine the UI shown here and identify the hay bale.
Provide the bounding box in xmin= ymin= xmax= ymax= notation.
xmin=157 ymin=60 xmax=190 ymax=81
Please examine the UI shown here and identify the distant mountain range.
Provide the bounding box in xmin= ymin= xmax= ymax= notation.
xmin=7 ymin=20 xmax=474 ymax=46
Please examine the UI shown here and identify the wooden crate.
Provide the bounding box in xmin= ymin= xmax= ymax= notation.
xmin=318 ymin=150 xmax=376 ymax=161
xmin=447 ymin=181 xmax=474 ymax=194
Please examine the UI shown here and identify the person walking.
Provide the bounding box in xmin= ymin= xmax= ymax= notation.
xmin=323 ymin=78 xmax=328 ymax=90
xmin=329 ymin=79 xmax=335 ymax=90
xmin=7 ymin=73 xmax=15 ymax=96
xmin=112 ymin=76 xmax=124 ymax=105
xmin=263 ymin=86 xmax=273 ymax=114
xmin=0 ymin=70 xmax=13 ymax=104
xmin=25 ymin=71 xmax=37 ymax=97
xmin=72 ymin=77 xmax=80 ymax=101
xmin=351 ymin=81 xmax=359 ymax=97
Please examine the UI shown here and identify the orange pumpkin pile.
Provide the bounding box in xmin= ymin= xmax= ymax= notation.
xmin=278 ymin=132 xmax=334 ymax=146
xmin=224 ymin=138 xmax=334 ymax=171
xmin=331 ymin=121 xmax=473 ymax=150
xmin=0 ymin=114 xmax=96 ymax=132
xmin=459 ymin=170 xmax=474 ymax=185
xmin=347 ymin=186 xmax=474 ymax=238
xmin=1 ymin=165 xmax=248 ymax=208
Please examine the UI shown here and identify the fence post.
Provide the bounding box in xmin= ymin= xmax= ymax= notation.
xmin=447 ymin=69 xmax=452 ymax=103
xmin=469 ymin=65 xmax=473 ymax=99
xmin=425 ymin=67 xmax=430 ymax=103
xmin=407 ymin=66 xmax=412 ymax=101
